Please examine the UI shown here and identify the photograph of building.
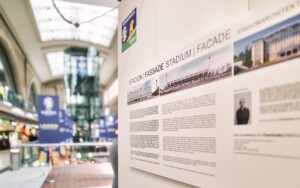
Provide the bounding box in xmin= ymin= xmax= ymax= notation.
xmin=234 ymin=14 xmax=300 ymax=75
xmin=127 ymin=78 xmax=159 ymax=105
xmin=160 ymin=45 xmax=232 ymax=96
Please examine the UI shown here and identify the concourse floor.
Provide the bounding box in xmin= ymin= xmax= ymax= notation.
xmin=0 ymin=150 xmax=10 ymax=171
xmin=0 ymin=166 xmax=50 ymax=188
xmin=42 ymin=163 xmax=113 ymax=188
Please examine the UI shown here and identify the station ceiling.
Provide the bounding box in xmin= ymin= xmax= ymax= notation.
xmin=0 ymin=0 xmax=119 ymax=85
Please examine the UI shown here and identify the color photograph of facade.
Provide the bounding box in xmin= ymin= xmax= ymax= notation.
xmin=127 ymin=78 xmax=159 ymax=105
xmin=160 ymin=45 xmax=232 ymax=96
xmin=234 ymin=14 xmax=300 ymax=75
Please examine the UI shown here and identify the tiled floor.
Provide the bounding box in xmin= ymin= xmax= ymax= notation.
xmin=0 ymin=166 xmax=50 ymax=188
xmin=42 ymin=163 xmax=113 ymax=188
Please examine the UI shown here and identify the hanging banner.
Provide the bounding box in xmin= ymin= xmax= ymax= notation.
xmin=59 ymin=109 xmax=66 ymax=142
xmin=69 ymin=116 xmax=73 ymax=141
xmin=99 ymin=116 xmax=107 ymax=139
xmin=122 ymin=8 xmax=137 ymax=52
xmin=64 ymin=115 xmax=73 ymax=142
xmin=105 ymin=114 xmax=117 ymax=140
xmin=59 ymin=110 xmax=68 ymax=156
xmin=65 ymin=114 xmax=69 ymax=141
xmin=76 ymin=59 xmax=88 ymax=77
xmin=38 ymin=95 xmax=60 ymax=143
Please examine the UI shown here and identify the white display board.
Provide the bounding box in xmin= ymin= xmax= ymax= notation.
xmin=119 ymin=0 xmax=300 ymax=187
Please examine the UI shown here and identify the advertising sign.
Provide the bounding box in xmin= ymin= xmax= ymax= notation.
xmin=37 ymin=95 xmax=60 ymax=143
xmin=122 ymin=8 xmax=137 ymax=52
xmin=8 ymin=132 xmax=18 ymax=148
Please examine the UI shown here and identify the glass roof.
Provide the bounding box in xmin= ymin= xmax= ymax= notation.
xmin=46 ymin=51 xmax=103 ymax=76
xmin=46 ymin=51 xmax=64 ymax=76
xmin=30 ymin=0 xmax=118 ymax=47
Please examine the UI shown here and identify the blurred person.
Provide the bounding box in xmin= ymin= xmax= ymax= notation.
xmin=29 ymin=128 xmax=38 ymax=141
xmin=110 ymin=127 xmax=118 ymax=188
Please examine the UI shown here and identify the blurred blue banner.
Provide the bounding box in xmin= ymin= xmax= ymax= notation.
xmin=38 ymin=95 xmax=60 ymax=143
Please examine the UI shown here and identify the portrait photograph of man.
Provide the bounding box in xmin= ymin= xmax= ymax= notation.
xmin=234 ymin=92 xmax=251 ymax=125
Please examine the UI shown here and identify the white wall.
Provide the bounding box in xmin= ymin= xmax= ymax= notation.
xmin=118 ymin=0 xmax=291 ymax=187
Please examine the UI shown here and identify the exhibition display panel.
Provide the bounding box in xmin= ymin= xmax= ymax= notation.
xmin=119 ymin=1 xmax=300 ymax=188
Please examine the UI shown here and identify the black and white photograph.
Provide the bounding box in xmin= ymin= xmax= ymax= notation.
xmin=160 ymin=45 xmax=232 ymax=96
xmin=234 ymin=91 xmax=252 ymax=125
xmin=127 ymin=78 xmax=160 ymax=105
